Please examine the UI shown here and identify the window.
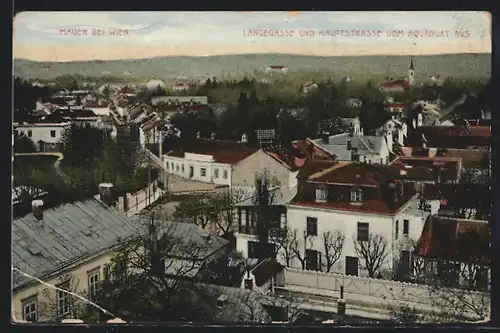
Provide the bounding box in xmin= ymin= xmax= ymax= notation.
xmin=87 ymin=269 xmax=100 ymax=299
xmin=315 ymin=187 xmax=327 ymax=203
xmin=350 ymin=189 xmax=363 ymax=203
xmin=305 ymin=249 xmax=321 ymax=271
xmin=395 ymin=220 xmax=399 ymax=240
xmin=214 ymin=168 xmax=219 ymax=179
xmin=357 ymin=222 xmax=369 ymax=242
xmin=223 ymin=170 xmax=228 ymax=179
xmin=306 ymin=217 xmax=318 ymax=236
xmin=28 ymin=130 xmax=32 ymax=137
xmin=103 ymin=265 xmax=111 ymax=281
xmin=56 ymin=283 xmax=70 ymax=317
xmin=248 ymin=241 xmax=259 ymax=259
xmin=200 ymin=168 xmax=207 ymax=177
xmin=176 ymin=164 xmax=179 ymax=172
xmin=403 ymin=219 xmax=409 ymax=235
xmin=345 ymin=256 xmax=359 ymax=276
xmin=50 ymin=130 xmax=56 ymax=138
xmin=182 ymin=164 xmax=184 ymax=173
xmin=22 ymin=296 xmax=38 ymax=322
xmin=166 ymin=162 xmax=169 ymax=170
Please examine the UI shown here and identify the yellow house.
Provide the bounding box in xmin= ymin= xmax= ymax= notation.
xmin=12 ymin=198 xmax=141 ymax=322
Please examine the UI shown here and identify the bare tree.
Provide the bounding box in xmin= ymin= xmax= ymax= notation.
xmin=290 ymin=230 xmax=314 ymax=270
xmin=173 ymin=188 xmax=247 ymax=236
xmin=353 ymin=234 xmax=389 ymax=278
xmin=322 ymin=230 xmax=345 ymax=273
xmin=92 ymin=214 xmax=228 ymax=322
xmin=425 ymin=263 xmax=490 ymax=322
xmin=172 ymin=194 xmax=217 ymax=230
xmin=271 ymin=225 xmax=297 ymax=268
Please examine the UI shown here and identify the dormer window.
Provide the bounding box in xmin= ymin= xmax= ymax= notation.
xmin=315 ymin=186 xmax=327 ymax=203
xmin=350 ymin=189 xmax=363 ymax=204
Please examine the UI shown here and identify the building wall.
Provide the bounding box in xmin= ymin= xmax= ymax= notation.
xmin=163 ymin=154 xmax=232 ymax=187
xmin=12 ymin=252 xmax=113 ymax=322
xmin=283 ymin=200 xmax=425 ymax=277
xmin=231 ymin=150 xmax=293 ymax=189
xmin=15 ymin=123 xmax=70 ymax=150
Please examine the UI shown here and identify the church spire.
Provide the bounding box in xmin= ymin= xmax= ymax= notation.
xmin=410 ymin=57 xmax=415 ymax=70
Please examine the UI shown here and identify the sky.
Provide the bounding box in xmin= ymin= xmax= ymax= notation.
xmin=13 ymin=11 xmax=491 ymax=61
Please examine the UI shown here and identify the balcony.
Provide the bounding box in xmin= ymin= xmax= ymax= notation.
xmin=238 ymin=225 xmax=258 ymax=235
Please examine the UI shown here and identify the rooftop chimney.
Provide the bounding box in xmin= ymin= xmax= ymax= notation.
xmin=98 ymin=183 xmax=114 ymax=206
xmin=32 ymin=200 xmax=44 ymax=221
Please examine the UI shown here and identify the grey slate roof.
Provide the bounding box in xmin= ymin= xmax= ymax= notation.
xmin=234 ymin=186 xmax=297 ymax=207
xmin=12 ymin=199 xmax=142 ymax=290
xmin=135 ymin=217 xmax=230 ymax=259
xmin=312 ymin=133 xmax=386 ymax=158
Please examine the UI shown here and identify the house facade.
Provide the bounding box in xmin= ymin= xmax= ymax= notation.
xmin=310 ymin=132 xmax=392 ymax=165
xmin=232 ymin=146 xmax=306 ymax=192
xmin=282 ymin=162 xmax=429 ymax=278
xmin=12 ymin=196 xmax=142 ymax=322
xmin=12 ymin=188 xmax=230 ymax=323
xmin=233 ymin=186 xmax=297 ymax=259
xmin=14 ymin=122 xmax=71 ymax=152
xmin=163 ymin=138 xmax=259 ymax=188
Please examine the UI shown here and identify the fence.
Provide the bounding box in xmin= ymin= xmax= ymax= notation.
xmin=116 ymin=180 xmax=165 ymax=215
xmin=283 ymin=268 xmax=490 ymax=316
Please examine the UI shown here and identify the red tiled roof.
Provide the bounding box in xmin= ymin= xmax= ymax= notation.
xmin=438 ymin=148 xmax=489 ymax=169
xmin=408 ymin=126 xmax=491 ymax=148
xmin=263 ymin=145 xmax=307 ymax=171
xmin=416 ymin=216 xmax=490 ymax=266
xmin=168 ymin=139 xmax=259 ymax=164
xmin=419 ymin=126 xmax=491 ymax=138
xmin=390 ymin=156 xmax=461 ymax=182
xmin=308 ymin=162 xmax=397 ymax=185
xmin=380 ymin=79 xmax=410 ymax=89
xmin=296 ymin=160 xmax=339 ymax=180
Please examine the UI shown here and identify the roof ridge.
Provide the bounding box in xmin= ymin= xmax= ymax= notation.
xmin=309 ymin=162 xmax=350 ymax=180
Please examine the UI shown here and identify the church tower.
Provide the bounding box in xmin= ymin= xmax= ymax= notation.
xmin=408 ymin=57 xmax=415 ymax=86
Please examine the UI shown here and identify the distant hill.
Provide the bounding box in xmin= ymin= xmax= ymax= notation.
xmin=13 ymin=53 xmax=491 ymax=81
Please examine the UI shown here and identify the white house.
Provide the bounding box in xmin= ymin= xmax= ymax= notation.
xmin=310 ymin=132 xmax=392 ymax=165
xmin=265 ymin=66 xmax=289 ymax=74
xmin=12 ymin=196 xmax=142 ymax=322
xmin=281 ymin=161 xmax=429 ymax=278
xmin=171 ymin=83 xmax=187 ymax=92
xmin=378 ymin=118 xmax=408 ymax=146
xmin=14 ymin=122 xmax=71 ymax=152
xmin=163 ymin=138 xmax=259 ymax=188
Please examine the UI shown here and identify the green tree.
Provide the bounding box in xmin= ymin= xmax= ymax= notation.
xmin=13 ymin=132 xmax=37 ymax=153
xmin=60 ymin=124 xmax=109 ymax=168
